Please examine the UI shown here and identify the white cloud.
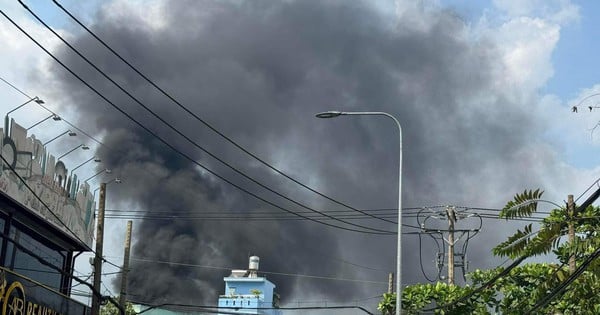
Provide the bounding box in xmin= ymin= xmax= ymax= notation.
xmin=493 ymin=17 xmax=560 ymax=92
xmin=462 ymin=0 xmax=580 ymax=104
xmin=99 ymin=0 xmax=168 ymax=32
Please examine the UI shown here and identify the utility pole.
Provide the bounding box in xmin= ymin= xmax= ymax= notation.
xmin=388 ymin=272 xmax=394 ymax=293
xmin=567 ymin=194 xmax=576 ymax=273
xmin=119 ymin=221 xmax=133 ymax=308
xmin=447 ymin=206 xmax=456 ymax=285
xmin=92 ymin=183 xmax=106 ymax=315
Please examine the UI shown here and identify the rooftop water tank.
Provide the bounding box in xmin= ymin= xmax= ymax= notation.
xmin=249 ymin=256 xmax=260 ymax=271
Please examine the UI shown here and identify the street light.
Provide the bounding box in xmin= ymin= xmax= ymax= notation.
xmin=93 ymin=177 xmax=122 ymax=199
xmin=84 ymin=169 xmax=112 ymax=183
xmin=26 ymin=114 xmax=61 ymax=131
xmin=316 ymin=110 xmax=403 ymax=315
xmin=57 ymin=144 xmax=89 ymax=161
xmin=43 ymin=130 xmax=76 ymax=146
xmin=4 ymin=96 xmax=45 ymax=136
xmin=107 ymin=177 xmax=122 ymax=185
xmin=70 ymin=156 xmax=101 ymax=178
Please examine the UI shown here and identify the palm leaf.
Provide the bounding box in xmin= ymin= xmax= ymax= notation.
xmin=499 ymin=189 xmax=544 ymax=219
xmin=493 ymin=224 xmax=534 ymax=258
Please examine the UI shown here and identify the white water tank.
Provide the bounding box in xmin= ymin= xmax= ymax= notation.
xmin=249 ymin=256 xmax=260 ymax=271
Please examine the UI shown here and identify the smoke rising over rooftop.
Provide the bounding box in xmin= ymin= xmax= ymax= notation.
xmin=45 ymin=0 xmax=567 ymax=308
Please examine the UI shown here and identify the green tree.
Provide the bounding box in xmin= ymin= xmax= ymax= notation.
xmin=100 ymin=299 xmax=136 ymax=315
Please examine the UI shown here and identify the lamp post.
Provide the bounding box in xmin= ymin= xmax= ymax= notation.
xmin=4 ymin=96 xmax=44 ymax=136
xmin=26 ymin=114 xmax=61 ymax=131
xmin=85 ymin=169 xmax=112 ymax=183
xmin=93 ymin=177 xmax=122 ymax=200
xmin=43 ymin=130 xmax=76 ymax=146
xmin=316 ymin=110 xmax=403 ymax=315
xmin=70 ymin=157 xmax=101 ymax=178
xmin=57 ymin=144 xmax=89 ymax=161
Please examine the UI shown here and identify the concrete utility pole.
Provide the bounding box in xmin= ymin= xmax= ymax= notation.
xmin=119 ymin=221 xmax=133 ymax=308
xmin=567 ymin=194 xmax=576 ymax=273
xmin=447 ymin=206 xmax=456 ymax=285
xmin=92 ymin=183 xmax=107 ymax=315
xmin=388 ymin=272 xmax=394 ymax=293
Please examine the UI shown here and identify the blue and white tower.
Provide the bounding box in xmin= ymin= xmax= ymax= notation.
xmin=218 ymin=256 xmax=281 ymax=315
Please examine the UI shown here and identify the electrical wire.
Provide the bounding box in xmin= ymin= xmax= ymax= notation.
xmin=0 ymin=151 xmax=121 ymax=270
xmin=575 ymin=177 xmax=600 ymax=203
xmin=17 ymin=2 xmax=396 ymax=235
xmin=502 ymin=260 xmax=568 ymax=312
xmin=104 ymin=207 xmax=422 ymax=215
xmin=0 ymin=83 xmax=521 ymax=232
xmin=101 ymin=213 xmax=423 ymax=229
xmin=422 ymin=186 xmax=600 ymax=313
xmin=0 ymin=75 xmax=424 ymax=232
xmin=50 ymin=0 xmax=399 ymax=226
xmin=0 ymin=93 xmax=125 ymax=272
xmin=0 ymin=230 xmax=126 ymax=314
xmin=105 ymin=255 xmax=388 ymax=285
xmin=0 ymin=75 xmax=108 ymax=149
xmin=101 ymin=280 xmax=117 ymax=298
xmin=132 ymin=301 xmax=375 ymax=315
xmin=0 ymin=9 xmax=393 ymax=236
xmin=0 ymin=73 xmax=412 ymax=279
xmin=526 ymin=250 xmax=600 ymax=314
xmin=104 ymin=207 xmax=544 ymax=224
xmin=418 ymin=232 xmax=438 ymax=282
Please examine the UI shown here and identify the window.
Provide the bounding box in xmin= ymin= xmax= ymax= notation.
xmin=5 ymin=222 xmax=65 ymax=291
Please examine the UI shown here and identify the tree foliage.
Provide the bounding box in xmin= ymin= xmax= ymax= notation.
xmin=100 ymin=300 xmax=136 ymax=315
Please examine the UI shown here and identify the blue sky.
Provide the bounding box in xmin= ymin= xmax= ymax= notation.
xmin=545 ymin=1 xmax=600 ymax=99
xmin=443 ymin=0 xmax=600 ymax=101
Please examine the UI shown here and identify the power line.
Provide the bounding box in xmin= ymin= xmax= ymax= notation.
xmin=0 ymin=230 xmax=126 ymax=314
xmin=0 ymin=74 xmax=108 ymax=149
xmin=0 ymin=75 xmax=30 ymax=96
xmin=0 ymin=78 xmax=515 ymax=232
xmin=526 ymin=248 xmax=600 ymax=314
xmin=101 ymin=213 xmax=423 ymax=228
xmin=50 ymin=0 xmax=398 ymax=226
xmin=17 ymin=1 xmax=395 ymax=234
xmin=99 ymin=205 xmax=543 ymax=226
xmin=102 ymin=212 xmax=544 ymax=224
xmin=0 ymin=149 xmax=123 ymax=272
xmin=132 ymin=301 xmax=375 ymax=315
xmin=421 ymin=186 xmax=600 ymax=313
xmin=575 ymin=177 xmax=600 ymax=203
xmin=0 ymin=9 xmax=392 ymax=236
xmin=106 ymin=255 xmax=388 ymax=285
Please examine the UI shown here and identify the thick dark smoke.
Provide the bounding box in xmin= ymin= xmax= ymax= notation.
xmin=47 ymin=0 xmax=554 ymax=310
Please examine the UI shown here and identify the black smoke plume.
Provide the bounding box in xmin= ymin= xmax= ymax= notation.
xmin=46 ymin=0 xmax=553 ymax=310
